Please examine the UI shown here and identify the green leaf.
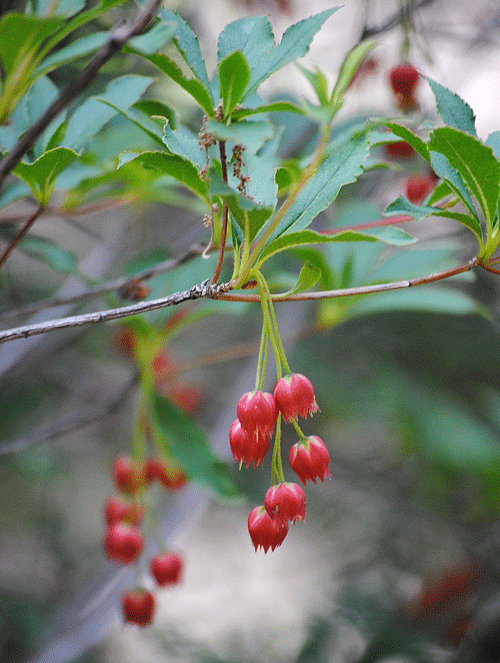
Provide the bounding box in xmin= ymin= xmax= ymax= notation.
xmin=267 ymin=131 xmax=370 ymax=242
xmin=0 ymin=181 xmax=31 ymax=211
xmin=0 ymin=126 xmax=18 ymax=153
xmin=207 ymin=167 xmax=274 ymax=241
xmin=0 ymin=13 xmax=62 ymax=76
xmin=382 ymin=123 xmax=430 ymax=163
xmin=32 ymin=0 xmax=85 ymax=17
xmin=120 ymin=151 xmax=209 ymax=202
xmin=0 ymin=226 xmax=78 ymax=273
xmin=384 ymin=195 xmax=484 ymax=243
xmin=425 ymin=76 xmax=476 ymax=136
xmin=330 ymin=40 xmax=376 ymax=112
xmin=486 ymin=131 xmax=500 ymax=159
xmin=205 ymin=118 xmax=274 ymax=153
xmin=64 ymin=75 xmax=153 ymax=151
xmin=13 ymin=147 xmax=79 ymax=205
xmin=296 ymin=64 xmax=329 ymax=105
xmin=159 ymin=9 xmax=213 ymax=99
xmin=430 ymin=151 xmax=478 ymax=218
xmin=127 ymin=20 xmax=175 ymax=55
xmin=429 ymin=126 xmax=500 ymax=224
xmin=149 ymin=391 xmax=240 ymax=498
xmin=97 ymin=99 xmax=165 ymax=147
xmin=227 ymin=100 xmax=305 ymax=121
xmin=217 ymin=15 xmax=274 ymax=73
xmin=134 ymin=53 xmax=214 ymax=116
xmin=35 ymin=32 xmax=109 ymax=77
xmin=279 ymin=260 xmax=321 ymax=295
xmin=134 ymin=100 xmax=176 ymax=129
xmin=219 ymin=50 xmax=251 ymax=118
xmin=256 ymin=226 xmax=415 ymax=267
xmin=244 ymin=9 xmax=340 ymax=98
xmin=163 ymin=121 xmax=205 ymax=169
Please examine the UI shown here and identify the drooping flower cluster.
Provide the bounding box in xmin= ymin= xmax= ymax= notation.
xmin=229 ymin=373 xmax=330 ymax=552
xmin=103 ymin=454 xmax=186 ymax=626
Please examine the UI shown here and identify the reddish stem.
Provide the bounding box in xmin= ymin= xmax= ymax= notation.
xmin=211 ymin=141 xmax=229 ymax=284
xmin=0 ymin=205 xmax=45 ymax=270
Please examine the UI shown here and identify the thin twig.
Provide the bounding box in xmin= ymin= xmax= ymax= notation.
xmin=0 ymin=0 xmax=163 ymax=188
xmin=360 ymin=0 xmax=434 ymax=40
xmin=0 ymin=205 xmax=45 ymax=270
xmin=0 ymin=280 xmax=232 ymax=344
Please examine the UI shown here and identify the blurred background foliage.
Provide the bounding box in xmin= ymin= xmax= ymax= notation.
xmin=2 ymin=1 xmax=500 ymax=662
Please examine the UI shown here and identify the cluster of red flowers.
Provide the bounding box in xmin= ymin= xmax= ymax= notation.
xmin=104 ymin=455 xmax=186 ymax=626
xmin=229 ymin=374 xmax=330 ymax=553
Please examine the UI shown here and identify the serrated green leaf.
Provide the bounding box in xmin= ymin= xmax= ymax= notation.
xmin=64 ymin=75 xmax=153 ymax=151
xmin=159 ymin=9 xmax=213 ymax=99
xmin=256 ymin=226 xmax=415 ymax=267
xmin=35 ymin=32 xmax=109 ymax=77
xmin=120 ymin=151 xmax=208 ymax=202
xmin=486 ymin=131 xmax=500 ymax=159
xmin=425 ymin=76 xmax=476 ymax=136
xmin=245 ymin=9 xmax=340 ymax=98
xmin=134 ymin=52 xmax=214 ymax=116
xmin=427 ymin=179 xmax=454 ymax=205
xmin=266 ymin=131 xmax=370 ymax=243
xmin=217 ymin=15 xmax=274 ymax=71
xmin=163 ymin=121 xmax=205 ymax=169
xmin=219 ymin=50 xmax=251 ymax=118
xmin=205 ymin=118 xmax=274 ymax=153
xmin=429 ymin=127 xmax=500 ymax=225
xmin=13 ymin=147 xmax=79 ymax=205
xmin=134 ymin=100 xmax=176 ymax=129
xmin=296 ymin=64 xmax=329 ymax=105
xmin=385 ymin=195 xmax=484 ymax=243
xmin=383 ymin=123 xmax=430 ymax=162
xmin=279 ymin=260 xmax=321 ymax=295
xmin=149 ymin=391 xmax=240 ymax=498
xmin=0 ymin=226 xmax=78 ymax=273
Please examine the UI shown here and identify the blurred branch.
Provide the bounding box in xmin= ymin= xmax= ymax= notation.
xmin=0 ymin=242 xmax=206 ymax=323
xmin=0 ymin=204 xmax=45 ymax=270
xmin=360 ymin=0 xmax=434 ymax=39
xmin=0 ymin=0 xmax=163 ymax=188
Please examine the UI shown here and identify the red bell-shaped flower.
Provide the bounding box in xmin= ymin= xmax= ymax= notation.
xmin=150 ymin=552 xmax=184 ymax=587
xmin=248 ymin=505 xmax=289 ymax=553
xmin=229 ymin=419 xmax=270 ymax=468
xmin=104 ymin=522 xmax=143 ymax=564
xmin=236 ymin=390 xmax=278 ymax=436
xmin=264 ymin=482 xmax=306 ymax=526
xmin=289 ymin=435 xmax=330 ymax=485
xmin=122 ymin=589 xmax=155 ymax=626
xmin=273 ymin=373 xmax=319 ymax=422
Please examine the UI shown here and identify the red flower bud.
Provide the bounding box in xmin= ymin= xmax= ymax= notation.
xmin=264 ymin=482 xmax=306 ymax=526
xmin=273 ymin=373 xmax=319 ymax=422
xmin=248 ymin=505 xmax=289 ymax=553
xmin=289 ymin=435 xmax=330 ymax=485
xmin=112 ymin=455 xmax=144 ymax=494
xmin=385 ymin=141 xmax=414 ymax=159
xmin=405 ymin=175 xmax=434 ymax=204
xmin=389 ymin=63 xmax=419 ymax=97
xmin=104 ymin=494 xmax=143 ymax=526
xmin=229 ymin=419 xmax=270 ymax=468
xmin=150 ymin=553 xmax=184 ymax=587
xmin=122 ymin=589 xmax=155 ymax=627
xmin=104 ymin=522 xmax=143 ymax=564
xmin=236 ymin=390 xmax=278 ymax=436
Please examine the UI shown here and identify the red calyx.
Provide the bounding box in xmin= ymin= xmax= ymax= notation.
xmin=236 ymin=390 xmax=278 ymax=436
xmin=273 ymin=373 xmax=319 ymax=422
xmin=104 ymin=522 xmax=143 ymax=564
xmin=229 ymin=419 xmax=270 ymax=468
xmin=104 ymin=494 xmax=143 ymax=526
xmin=248 ymin=505 xmax=289 ymax=553
xmin=122 ymin=589 xmax=155 ymax=627
xmin=289 ymin=435 xmax=330 ymax=485
xmin=150 ymin=552 xmax=184 ymax=587
xmin=264 ymin=482 xmax=306 ymax=526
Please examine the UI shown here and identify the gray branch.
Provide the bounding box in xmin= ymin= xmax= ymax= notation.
xmin=0 ymin=280 xmax=232 ymax=344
